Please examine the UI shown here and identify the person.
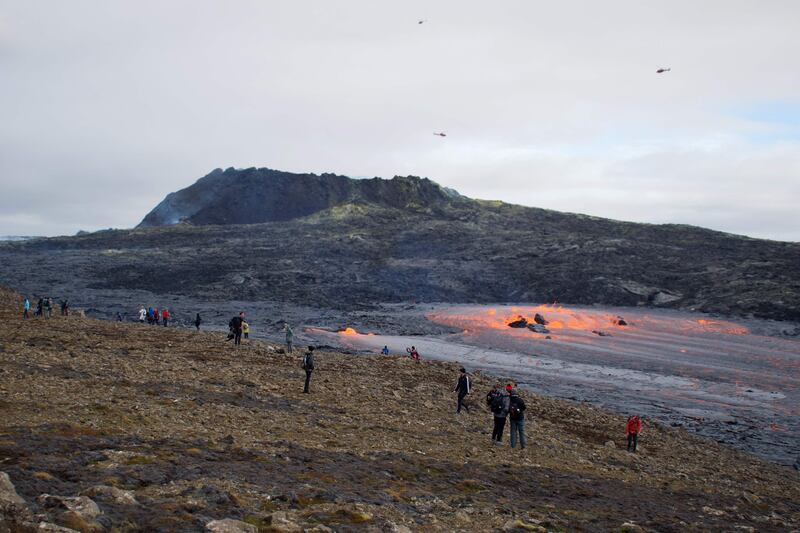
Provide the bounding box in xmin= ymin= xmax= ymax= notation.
xmin=194 ymin=313 xmax=202 ymax=331
xmin=153 ymin=308 xmax=160 ymax=325
xmin=406 ymin=346 xmax=420 ymax=361
xmin=284 ymin=324 xmax=294 ymax=354
xmin=381 ymin=345 xmax=390 ymax=356
xmin=115 ymin=311 xmax=123 ymax=322
xmin=228 ymin=312 xmax=244 ymax=346
xmin=35 ymin=298 xmax=43 ymax=317
xmin=138 ymin=307 xmax=146 ymax=323
xmin=509 ymin=388 xmax=527 ymax=449
xmin=302 ymin=346 xmax=315 ymax=393
xmin=63 ymin=299 xmax=69 ymax=316
xmin=60 ymin=300 xmax=67 ymax=316
xmin=23 ymin=298 xmax=30 ymax=319
xmin=147 ymin=307 xmax=154 ymax=325
xmin=626 ymin=415 xmax=642 ymax=453
xmin=44 ymin=297 xmax=52 ymax=319
xmin=490 ymin=385 xmax=512 ymax=444
xmin=162 ymin=308 xmax=170 ymax=327
xmin=454 ymin=367 xmax=471 ymax=414
xmin=242 ymin=320 xmax=250 ymax=339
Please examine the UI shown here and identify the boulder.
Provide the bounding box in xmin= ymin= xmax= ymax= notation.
xmin=266 ymin=511 xmax=302 ymax=532
xmin=37 ymin=495 xmax=101 ymax=519
xmin=527 ymin=324 xmax=550 ymax=334
xmin=205 ymin=518 xmax=258 ymax=533
xmin=507 ymin=317 xmax=528 ymax=328
xmin=533 ymin=313 xmax=548 ymax=325
xmin=0 ymin=471 xmax=32 ymax=527
xmin=619 ymin=523 xmax=645 ymax=533
xmin=604 ymin=440 xmax=616 ymax=448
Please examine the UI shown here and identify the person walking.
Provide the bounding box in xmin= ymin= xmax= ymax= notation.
xmin=35 ymin=298 xmax=43 ymax=317
xmin=454 ymin=367 xmax=471 ymax=414
xmin=153 ymin=308 xmax=160 ymax=325
xmin=284 ymin=324 xmax=294 ymax=354
xmin=194 ymin=313 xmax=202 ymax=331
xmin=229 ymin=313 xmax=244 ymax=346
xmin=626 ymin=415 xmax=642 ymax=452
xmin=490 ymin=384 xmax=512 ymax=444
xmin=406 ymin=346 xmax=420 ymax=361
xmin=43 ymin=298 xmax=52 ymax=319
xmin=508 ymin=388 xmax=527 ymax=449
xmin=162 ymin=308 xmax=170 ymax=327
xmin=138 ymin=306 xmax=146 ymax=323
xmin=23 ymin=298 xmax=30 ymax=319
xmin=242 ymin=320 xmax=250 ymax=340
xmin=115 ymin=312 xmax=123 ymax=322
xmin=302 ymin=346 xmax=315 ymax=393
xmin=381 ymin=345 xmax=389 ymax=355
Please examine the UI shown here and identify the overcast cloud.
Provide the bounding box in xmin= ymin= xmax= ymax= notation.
xmin=1 ymin=1 xmax=798 ymax=240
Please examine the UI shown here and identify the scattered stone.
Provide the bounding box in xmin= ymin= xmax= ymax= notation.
xmin=619 ymin=523 xmax=645 ymax=533
xmin=702 ymin=506 xmax=726 ymax=516
xmin=82 ymin=486 xmax=138 ymax=506
xmin=615 ymin=316 xmax=628 ymax=326
xmin=0 ymin=471 xmax=32 ymax=525
xmin=37 ymin=495 xmax=101 ymax=519
xmin=604 ymin=440 xmax=616 ymax=448
xmin=206 ymin=518 xmax=258 ymax=533
xmin=502 ymin=518 xmax=547 ymax=531
xmin=592 ymin=330 xmax=612 ymax=337
xmin=527 ymin=324 xmax=550 ymax=334
xmin=533 ymin=313 xmax=548 ymax=325
xmin=267 ymin=511 xmax=302 ymax=533
xmin=37 ymin=522 xmax=81 ymax=532
xmin=508 ymin=317 xmax=528 ymax=328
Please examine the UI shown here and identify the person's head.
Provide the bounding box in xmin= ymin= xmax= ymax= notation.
xmin=411 ymin=345 xmax=416 ymax=350
xmin=459 ymin=367 xmax=466 ymax=374
xmin=308 ymin=345 xmax=314 ymax=351
xmin=239 ymin=311 xmax=245 ymax=317
xmin=505 ymin=384 xmax=513 ymax=393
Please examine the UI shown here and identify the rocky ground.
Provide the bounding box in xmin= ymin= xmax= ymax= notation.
xmin=1 ymin=286 xmax=799 ymax=532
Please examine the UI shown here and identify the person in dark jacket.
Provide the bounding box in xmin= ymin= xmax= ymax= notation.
xmin=194 ymin=313 xmax=202 ymax=331
xmin=508 ymin=389 xmax=527 ymax=449
xmin=228 ymin=313 xmax=244 ymax=345
xmin=302 ymin=346 xmax=315 ymax=393
xmin=490 ymin=384 xmax=512 ymax=444
xmin=626 ymin=415 xmax=642 ymax=452
xmin=454 ymin=367 xmax=471 ymax=414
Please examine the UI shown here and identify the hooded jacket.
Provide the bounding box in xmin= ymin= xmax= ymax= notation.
xmin=626 ymin=416 xmax=642 ymax=435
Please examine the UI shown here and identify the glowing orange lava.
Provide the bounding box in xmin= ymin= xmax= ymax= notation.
xmin=338 ymin=327 xmax=359 ymax=336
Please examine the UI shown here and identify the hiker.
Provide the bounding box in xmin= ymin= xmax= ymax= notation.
xmin=147 ymin=307 xmax=154 ymax=324
xmin=406 ymin=346 xmax=420 ymax=361
xmin=228 ymin=312 xmax=244 ymax=346
xmin=509 ymin=388 xmax=527 ymax=449
xmin=23 ymin=298 xmax=30 ymax=319
xmin=63 ymin=300 xmax=70 ymax=316
xmin=381 ymin=345 xmax=390 ymax=355
xmin=35 ymin=298 xmax=43 ymax=317
xmin=626 ymin=415 xmax=642 ymax=452
xmin=115 ymin=312 xmax=123 ymax=322
xmin=162 ymin=308 xmax=170 ymax=327
xmin=60 ymin=299 xmax=67 ymax=316
xmin=153 ymin=308 xmax=160 ymax=325
xmin=194 ymin=313 xmax=202 ymax=331
xmin=302 ymin=346 xmax=315 ymax=393
xmin=454 ymin=367 xmax=471 ymax=413
xmin=138 ymin=307 xmax=146 ymax=323
xmin=284 ymin=324 xmax=294 ymax=354
xmin=490 ymin=384 xmax=512 ymax=444
xmin=44 ymin=298 xmax=52 ymax=318
xmin=242 ymin=320 xmax=250 ymax=339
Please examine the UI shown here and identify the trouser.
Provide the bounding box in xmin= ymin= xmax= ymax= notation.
xmin=195 ymin=324 xmax=200 ymax=331
xmin=287 ymin=340 xmax=293 ymax=354
xmin=163 ymin=318 xmax=168 ymax=327
xmin=304 ymin=370 xmax=312 ymax=393
xmin=510 ymin=419 xmax=526 ymax=449
xmin=244 ymin=333 xmax=249 ymax=339
xmin=23 ymin=309 xmax=29 ymax=319
xmin=234 ymin=331 xmax=242 ymax=345
xmin=627 ymin=433 xmax=638 ymax=452
xmin=457 ymin=392 xmax=469 ymax=413
xmin=492 ymin=416 xmax=507 ymax=442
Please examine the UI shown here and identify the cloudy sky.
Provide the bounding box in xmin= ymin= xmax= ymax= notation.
xmin=1 ymin=1 xmax=799 ymax=240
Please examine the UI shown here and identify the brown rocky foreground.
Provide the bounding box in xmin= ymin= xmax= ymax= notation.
xmin=0 ymin=287 xmax=798 ymax=533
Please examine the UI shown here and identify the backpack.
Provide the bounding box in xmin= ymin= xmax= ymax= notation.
xmin=509 ymin=402 xmax=522 ymax=420
xmin=491 ymin=393 xmax=505 ymax=415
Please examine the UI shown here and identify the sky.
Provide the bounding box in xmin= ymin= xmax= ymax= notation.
xmin=1 ymin=1 xmax=799 ymax=240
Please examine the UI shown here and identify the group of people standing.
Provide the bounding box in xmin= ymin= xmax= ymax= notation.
xmin=22 ymin=297 xmax=69 ymax=319
xmin=138 ymin=306 xmax=171 ymax=326
xmin=455 ymin=368 xmax=643 ymax=452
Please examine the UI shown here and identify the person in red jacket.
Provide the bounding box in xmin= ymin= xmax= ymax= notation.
xmin=162 ymin=308 xmax=170 ymax=327
xmin=626 ymin=415 xmax=642 ymax=452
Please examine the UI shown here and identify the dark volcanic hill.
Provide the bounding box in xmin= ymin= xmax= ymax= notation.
xmin=138 ymin=167 xmax=464 ymax=227
xmin=2 ymin=167 xmax=799 ymax=321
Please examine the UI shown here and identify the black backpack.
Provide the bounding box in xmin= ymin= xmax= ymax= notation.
xmin=491 ymin=393 xmax=505 ymax=415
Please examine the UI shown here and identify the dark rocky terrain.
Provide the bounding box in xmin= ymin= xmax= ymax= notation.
xmin=1 ymin=167 xmax=799 ymax=322
xmin=1 ymin=287 xmax=799 ymax=532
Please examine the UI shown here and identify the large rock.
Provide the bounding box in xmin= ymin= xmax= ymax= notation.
xmin=37 ymin=495 xmax=101 ymax=519
xmin=81 ymin=486 xmax=137 ymax=506
xmin=206 ymin=518 xmax=258 ymax=533
xmin=0 ymin=472 xmax=32 ymax=529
